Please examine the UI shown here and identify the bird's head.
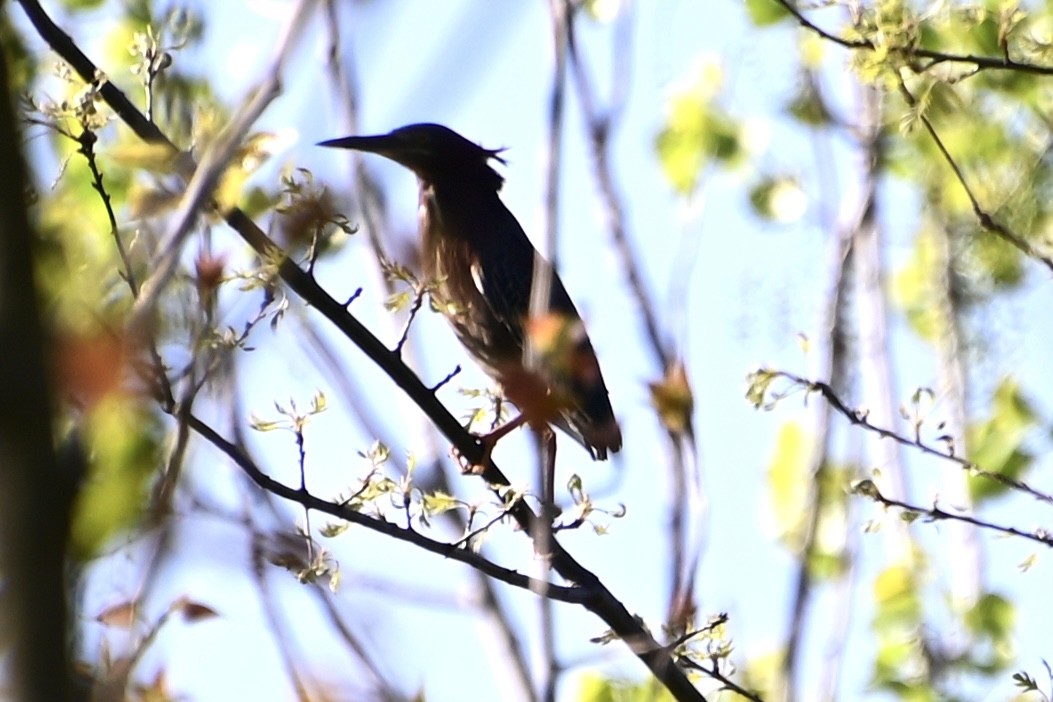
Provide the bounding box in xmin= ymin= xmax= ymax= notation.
xmin=319 ymin=123 xmax=506 ymax=191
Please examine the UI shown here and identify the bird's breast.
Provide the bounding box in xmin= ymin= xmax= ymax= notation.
xmin=419 ymin=189 xmax=520 ymax=372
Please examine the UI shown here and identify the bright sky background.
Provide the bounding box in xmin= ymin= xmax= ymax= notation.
xmin=27 ymin=0 xmax=1052 ymax=700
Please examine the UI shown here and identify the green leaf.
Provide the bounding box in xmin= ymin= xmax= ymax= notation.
xmin=656 ymin=63 xmax=742 ymax=195
xmin=967 ymin=378 xmax=1035 ymax=502
xmin=872 ymin=564 xmax=922 ymax=626
xmin=749 ymin=175 xmax=807 ymax=222
xmin=71 ymin=398 xmax=161 ymax=559
xmin=745 ymin=0 xmax=790 ymax=26
xmin=965 ymin=592 xmax=1015 ymax=640
xmin=574 ymin=673 xmax=675 ymax=702
xmin=422 ymin=491 xmax=461 ymax=517
xmin=767 ymin=422 xmax=810 ymax=545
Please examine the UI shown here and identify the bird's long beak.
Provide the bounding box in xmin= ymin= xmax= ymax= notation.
xmin=317 ymin=134 xmax=396 ymax=154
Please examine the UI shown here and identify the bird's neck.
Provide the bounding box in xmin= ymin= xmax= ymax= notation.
xmin=418 ymin=179 xmax=502 ymax=240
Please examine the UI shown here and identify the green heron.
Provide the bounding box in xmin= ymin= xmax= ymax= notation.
xmin=319 ymin=123 xmax=621 ymax=461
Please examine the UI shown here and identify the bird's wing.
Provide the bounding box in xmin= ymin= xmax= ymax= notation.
xmin=473 ymin=209 xmax=582 ymax=346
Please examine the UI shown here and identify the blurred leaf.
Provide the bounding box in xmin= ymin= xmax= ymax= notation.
xmin=61 ymin=0 xmax=106 ymax=10
xmin=71 ymin=397 xmax=161 ymax=559
xmin=967 ymin=377 xmax=1035 ymax=502
xmin=95 ymin=601 xmax=138 ymax=628
xmin=872 ymin=564 xmax=922 ymax=633
xmin=965 ymin=592 xmax=1014 ymax=640
xmin=127 ymin=182 xmax=181 ymax=218
xmin=178 ymin=600 xmax=220 ymax=622
xmin=54 ymin=333 xmax=126 ymax=408
xmin=787 ymin=76 xmax=832 ymax=126
xmin=738 ymin=648 xmax=784 ymax=701
xmin=575 ymin=673 xmax=675 ymax=702
xmin=656 ymin=62 xmax=742 ymax=195
xmin=749 ymin=175 xmax=807 ymax=222
xmin=648 ymin=361 xmax=694 ymax=435
xmin=767 ymin=422 xmax=809 ymax=544
xmin=745 ymin=0 xmax=790 ymax=26
xmin=107 ymin=140 xmax=181 ymax=173
xmin=583 ymin=0 xmax=622 ymax=23
xmin=893 ymin=227 xmax=941 ymax=340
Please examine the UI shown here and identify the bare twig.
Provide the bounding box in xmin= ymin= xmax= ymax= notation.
xmin=755 ymin=370 xmax=1053 ymax=505
xmin=856 ymin=480 xmax=1053 ymax=548
xmin=394 ymin=288 xmax=426 ymax=356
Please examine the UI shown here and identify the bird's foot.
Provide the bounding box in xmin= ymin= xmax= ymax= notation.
xmin=452 ymin=413 xmax=529 ymax=474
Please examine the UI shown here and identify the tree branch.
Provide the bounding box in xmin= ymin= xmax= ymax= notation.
xmin=188 ymin=413 xmax=589 ymax=603
xmin=855 ymin=480 xmax=1053 ymax=549
xmin=772 ymin=0 xmax=1053 ymax=76
xmin=752 ymin=369 xmax=1053 ymax=505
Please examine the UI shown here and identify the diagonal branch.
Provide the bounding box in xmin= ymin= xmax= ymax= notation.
xmin=896 ymin=80 xmax=1053 ymax=274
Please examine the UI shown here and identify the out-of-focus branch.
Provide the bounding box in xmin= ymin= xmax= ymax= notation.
xmin=0 ymin=32 xmax=71 ymax=702
xmin=535 ymin=3 xmax=570 ymax=700
xmin=780 ymin=70 xmax=883 ymax=698
xmin=125 ymin=0 xmax=319 ymax=332
xmin=564 ymin=1 xmax=669 ymax=371
xmin=22 ymin=4 xmax=709 ymax=696
xmin=322 ymin=0 xmax=389 ymax=261
xmin=563 ymin=1 xmax=705 ymax=636
xmin=930 ymin=218 xmax=981 ymax=608
xmin=250 ymin=525 xmax=315 ymax=702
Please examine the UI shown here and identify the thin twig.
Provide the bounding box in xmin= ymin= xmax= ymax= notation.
xmin=896 ymin=81 xmax=1053 ymax=273
xmin=772 ymin=0 xmax=1053 ymax=76
xmin=188 ymin=412 xmax=589 ymax=603
xmin=78 ymin=128 xmax=139 ymax=295
xmin=429 ymin=365 xmax=461 ymax=394
xmin=125 ymin=0 xmax=320 ymax=335
xmin=858 ymin=481 xmax=1053 ymax=548
xmin=394 ymin=288 xmax=426 ymax=356
xmin=759 ymin=370 xmax=1053 ymax=505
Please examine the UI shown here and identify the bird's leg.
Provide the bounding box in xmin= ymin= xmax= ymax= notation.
xmin=458 ymin=412 xmax=528 ymax=474
xmin=490 ymin=394 xmax=504 ymax=431
xmin=537 ymin=425 xmax=557 ymax=522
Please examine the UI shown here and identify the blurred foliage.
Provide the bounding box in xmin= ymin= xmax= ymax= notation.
xmin=656 ymin=61 xmax=742 ymax=195
xmin=69 ymin=395 xmax=163 ymax=559
xmin=575 ymin=674 xmax=675 ymax=702
xmin=967 ymin=378 xmax=1036 ymax=502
